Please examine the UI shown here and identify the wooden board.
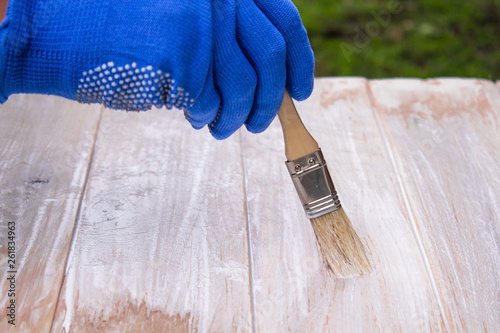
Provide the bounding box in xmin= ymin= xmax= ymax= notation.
xmin=0 ymin=95 xmax=101 ymax=332
xmin=2 ymin=78 xmax=500 ymax=332
xmin=241 ymin=78 xmax=446 ymax=332
xmin=369 ymin=78 xmax=500 ymax=332
xmin=50 ymin=107 xmax=253 ymax=332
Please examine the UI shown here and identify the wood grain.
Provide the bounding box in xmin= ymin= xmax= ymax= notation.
xmin=369 ymin=78 xmax=500 ymax=332
xmin=2 ymin=78 xmax=499 ymax=332
xmin=241 ymin=78 xmax=446 ymax=332
xmin=50 ymin=107 xmax=252 ymax=332
xmin=0 ymin=95 xmax=101 ymax=332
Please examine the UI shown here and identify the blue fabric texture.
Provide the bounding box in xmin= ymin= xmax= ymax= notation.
xmin=0 ymin=9 xmax=11 ymax=103
xmin=0 ymin=0 xmax=314 ymax=139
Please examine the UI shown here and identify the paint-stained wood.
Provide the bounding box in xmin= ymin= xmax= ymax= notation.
xmin=369 ymin=78 xmax=500 ymax=332
xmin=241 ymin=78 xmax=446 ymax=332
xmin=50 ymin=108 xmax=252 ymax=332
xmin=1 ymin=78 xmax=500 ymax=332
xmin=0 ymin=95 xmax=101 ymax=332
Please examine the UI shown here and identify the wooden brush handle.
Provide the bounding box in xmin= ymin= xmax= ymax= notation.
xmin=278 ymin=90 xmax=319 ymax=161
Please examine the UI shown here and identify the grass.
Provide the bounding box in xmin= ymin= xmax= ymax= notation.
xmin=294 ymin=0 xmax=500 ymax=80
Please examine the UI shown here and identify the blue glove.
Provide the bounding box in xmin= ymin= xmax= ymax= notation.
xmin=0 ymin=0 xmax=220 ymax=125
xmin=209 ymin=0 xmax=315 ymax=139
xmin=0 ymin=0 xmax=314 ymax=139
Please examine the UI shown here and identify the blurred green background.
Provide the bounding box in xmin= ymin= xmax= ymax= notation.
xmin=294 ymin=0 xmax=499 ymax=80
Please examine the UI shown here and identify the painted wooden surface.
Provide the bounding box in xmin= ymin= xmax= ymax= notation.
xmin=369 ymin=78 xmax=500 ymax=332
xmin=0 ymin=79 xmax=499 ymax=332
xmin=49 ymin=108 xmax=252 ymax=332
xmin=242 ymin=78 xmax=445 ymax=332
xmin=0 ymin=95 xmax=101 ymax=332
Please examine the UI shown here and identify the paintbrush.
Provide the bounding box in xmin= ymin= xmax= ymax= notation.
xmin=278 ymin=90 xmax=372 ymax=278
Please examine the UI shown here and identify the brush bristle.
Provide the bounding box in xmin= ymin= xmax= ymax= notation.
xmin=310 ymin=207 xmax=372 ymax=278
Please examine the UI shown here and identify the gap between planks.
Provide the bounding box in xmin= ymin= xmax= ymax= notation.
xmin=365 ymin=80 xmax=450 ymax=332
xmin=49 ymin=105 xmax=104 ymax=333
xmin=239 ymin=130 xmax=257 ymax=333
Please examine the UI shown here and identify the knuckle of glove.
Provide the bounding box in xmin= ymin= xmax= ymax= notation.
xmin=209 ymin=70 xmax=257 ymax=140
xmin=260 ymin=31 xmax=287 ymax=66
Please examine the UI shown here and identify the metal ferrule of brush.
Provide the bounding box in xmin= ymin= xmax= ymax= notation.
xmin=286 ymin=149 xmax=341 ymax=219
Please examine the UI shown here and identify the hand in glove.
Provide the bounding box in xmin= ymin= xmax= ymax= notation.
xmin=0 ymin=0 xmax=314 ymax=139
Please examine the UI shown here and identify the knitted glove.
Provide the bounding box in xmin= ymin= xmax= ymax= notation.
xmin=0 ymin=0 xmax=220 ymax=125
xmin=0 ymin=0 xmax=314 ymax=139
xmin=209 ymin=0 xmax=314 ymax=139
xmin=253 ymin=0 xmax=315 ymax=101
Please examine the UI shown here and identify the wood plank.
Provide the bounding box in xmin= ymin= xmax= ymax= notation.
xmin=51 ymin=107 xmax=252 ymax=332
xmin=0 ymin=95 xmax=101 ymax=332
xmin=242 ymin=78 xmax=446 ymax=332
xmin=369 ymin=78 xmax=500 ymax=332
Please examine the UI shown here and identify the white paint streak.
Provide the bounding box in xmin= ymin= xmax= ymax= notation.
xmin=367 ymin=81 xmax=451 ymax=333
xmin=62 ymin=263 xmax=76 ymax=332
